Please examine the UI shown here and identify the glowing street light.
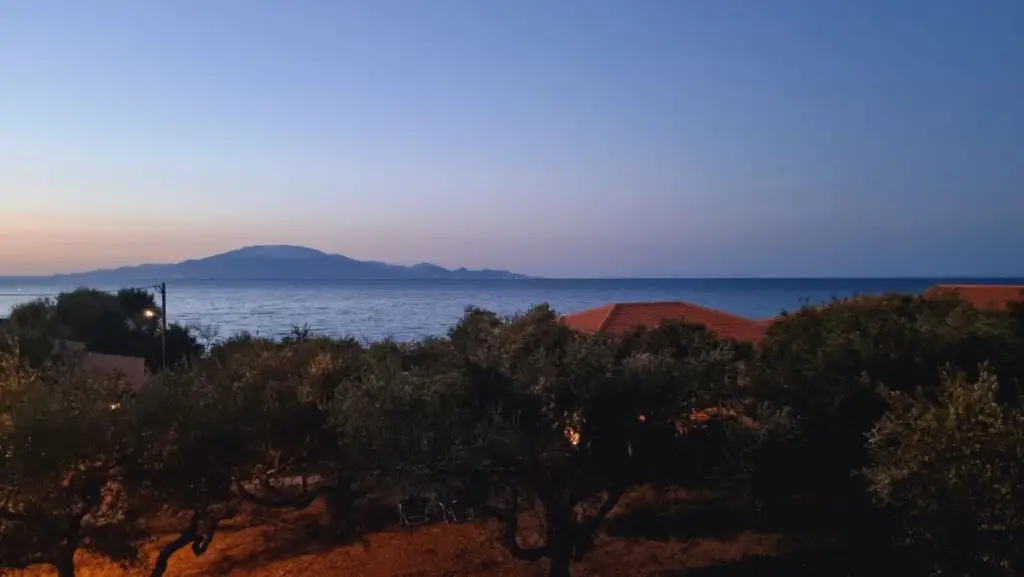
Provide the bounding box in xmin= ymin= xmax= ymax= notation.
xmin=141 ymin=283 xmax=168 ymax=372
xmin=140 ymin=307 xmax=166 ymax=371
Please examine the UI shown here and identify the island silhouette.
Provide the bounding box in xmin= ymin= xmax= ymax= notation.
xmin=47 ymin=245 xmax=529 ymax=281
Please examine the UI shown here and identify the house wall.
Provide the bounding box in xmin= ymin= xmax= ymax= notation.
xmin=80 ymin=352 xmax=149 ymax=391
xmin=49 ymin=339 xmax=149 ymax=391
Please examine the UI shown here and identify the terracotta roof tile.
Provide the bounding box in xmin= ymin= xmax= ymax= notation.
xmin=561 ymin=301 xmax=769 ymax=342
xmin=921 ymin=284 xmax=1024 ymax=311
xmin=559 ymin=303 xmax=617 ymax=334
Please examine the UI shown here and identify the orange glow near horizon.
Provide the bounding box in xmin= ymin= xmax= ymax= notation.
xmin=0 ymin=211 xmax=519 ymax=276
xmin=0 ymin=209 xmax=551 ymax=277
xmin=0 ymin=212 xmax=258 ymax=275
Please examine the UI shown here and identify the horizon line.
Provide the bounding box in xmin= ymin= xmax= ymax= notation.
xmin=3 ymin=275 xmax=1024 ymax=282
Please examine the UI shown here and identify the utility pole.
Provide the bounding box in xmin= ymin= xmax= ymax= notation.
xmin=159 ymin=282 xmax=167 ymax=373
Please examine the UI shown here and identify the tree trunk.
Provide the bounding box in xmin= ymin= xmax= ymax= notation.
xmin=151 ymin=531 xmax=196 ymax=577
xmin=323 ymin=484 xmax=357 ymax=538
xmin=542 ymin=498 xmax=575 ymax=577
xmin=149 ymin=510 xmax=224 ymax=577
xmin=499 ymin=485 xmax=547 ymax=562
xmin=547 ymin=548 xmax=573 ymax=577
xmin=54 ymin=555 xmax=75 ymax=577
xmin=150 ymin=511 xmax=201 ymax=577
xmin=55 ymin=522 xmax=81 ymax=577
xmin=573 ymin=486 xmax=623 ymax=561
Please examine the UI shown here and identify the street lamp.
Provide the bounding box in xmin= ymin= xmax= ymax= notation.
xmin=145 ymin=283 xmax=168 ymax=373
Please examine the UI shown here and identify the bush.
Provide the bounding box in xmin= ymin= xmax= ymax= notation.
xmin=0 ymin=348 xmax=147 ymax=577
xmin=442 ymin=306 xmax=756 ymax=577
xmin=864 ymin=370 xmax=1024 ymax=576
xmin=756 ymin=294 xmax=1021 ymax=495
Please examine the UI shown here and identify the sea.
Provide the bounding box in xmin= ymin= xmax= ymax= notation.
xmin=0 ymin=278 xmax=1020 ymax=342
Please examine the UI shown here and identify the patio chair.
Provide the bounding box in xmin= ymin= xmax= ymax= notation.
xmin=437 ymin=491 xmax=475 ymax=524
xmin=397 ymin=495 xmax=431 ymax=526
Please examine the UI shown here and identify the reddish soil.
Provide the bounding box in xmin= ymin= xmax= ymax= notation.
xmin=4 ymin=489 xmax=828 ymax=577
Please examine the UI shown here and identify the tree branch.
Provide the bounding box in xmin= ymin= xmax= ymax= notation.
xmin=149 ymin=508 xmax=230 ymax=577
xmin=0 ymin=506 xmax=61 ymax=534
xmin=0 ymin=507 xmax=32 ymax=522
xmin=0 ymin=549 xmax=58 ymax=571
xmin=150 ymin=512 xmax=200 ymax=577
xmin=499 ymin=486 xmax=548 ymax=562
xmin=234 ymin=480 xmax=320 ymax=510
xmin=191 ymin=516 xmax=220 ymax=555
xmin=573 ymin=485 xmax=623 ymax=561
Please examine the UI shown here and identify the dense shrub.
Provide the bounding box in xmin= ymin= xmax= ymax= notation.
xmin=0 ymin=350 xmax=148 ymax=577
xmin=438 ymin=306 xmax=767 ymax=577
xmin=755 ymin=294 xmax=1022 ymax=495
xmin=7 ymin=289 xmax=202 ymax=372
xmin=864 ymin=371 xmax=1024 ymax=577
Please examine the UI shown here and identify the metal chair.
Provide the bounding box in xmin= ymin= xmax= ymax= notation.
xmin=397 ymin=495 xmax=431 ymax=526
xmin=438 ymin=491 xmax=475 ymax=524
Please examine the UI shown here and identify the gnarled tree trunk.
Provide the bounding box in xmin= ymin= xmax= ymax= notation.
xmin=53 ymin=555 xmax=75 ymax=577
xmin=151 ymin=511 xmax=202 ymax=577
xmin=53 ymin=526 xmax=80 ymax=577
xmin=545 ymin=534 xmax=574 ymax=577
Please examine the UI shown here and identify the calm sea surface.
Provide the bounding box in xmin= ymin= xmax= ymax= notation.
xmin=0 ymin=278 xmax=1020 ymax=342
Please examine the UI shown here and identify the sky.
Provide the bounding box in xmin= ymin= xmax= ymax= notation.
xmin=1 ymin=0 xmax=1022 ymax=278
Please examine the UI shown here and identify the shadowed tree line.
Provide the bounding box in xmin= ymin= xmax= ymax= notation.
xmin=3 ymin=288 xmax=202 ymax=372
xmin=2 ymin=291 xmax=1024 ymax=577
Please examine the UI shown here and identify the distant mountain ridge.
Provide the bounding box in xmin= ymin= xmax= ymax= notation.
xmin=50 ymin=245 xmax=531 ymax=281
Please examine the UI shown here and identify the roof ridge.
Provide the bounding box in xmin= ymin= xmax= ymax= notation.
xmin=619 ymin=300 xmax=761 ymax=323
xmin=596 ymin=303 xmax=621 ymax=332
xmin=929 ymin=283 xmax=1024 ymax=289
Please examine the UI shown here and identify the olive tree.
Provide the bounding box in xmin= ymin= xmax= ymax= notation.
xmin=755 ymin=294 xmax=1020 ymax=496
xmin=449 ymin=305 xmax=740 ymax=577
xmin=132 ymin=367 xmax=249 ymax=577
xmin=9 ymin=289 xmax=202 ymax=373
xmin=864 ymin=370 xmax=1024 ymax=576
xmin=0 ymin=346 xmax=147 ymax=577
xmin=141 ymin=335 xmax=358 ymax=573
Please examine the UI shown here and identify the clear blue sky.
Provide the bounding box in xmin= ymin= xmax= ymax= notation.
xmin=1 ymin=0 xmax=1021 ymax=278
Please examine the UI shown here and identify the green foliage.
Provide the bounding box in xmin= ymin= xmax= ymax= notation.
xmin=5 ymin=288 xmax=1024 ymax=576
xmin=53 ymin=288 xmax=157 ymax=357
xmin=134 ymin=369 xmax=245 ymax=514
xmin=755 ymin=294 xmax=1023 ymax=494
xmin=864 ymin=371 xmax=1024 ymax=576
xmin=439 ymin=305 xmax=756 ymax=576
xmin=0 ymin=347 xmax=147 ymax=576
xmin=8 ymin=288 xmax=202 ymax=372
xmin=2 ymin=299 xmax=68 ymax=366
xmin=331 ymin=346 xmax=469 ymax=487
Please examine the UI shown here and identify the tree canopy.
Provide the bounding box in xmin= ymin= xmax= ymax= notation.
xmin=5 ymin=288 xmax=201 ymax=372
xmin=2 ymin=291 xmax=1023 ymax=576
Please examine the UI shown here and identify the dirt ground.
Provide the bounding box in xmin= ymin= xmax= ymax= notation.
xmin=4 ymin=489 xmax=847 ymax=577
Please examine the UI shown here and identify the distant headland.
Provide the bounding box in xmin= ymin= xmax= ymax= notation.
xmin=37 ymin=245 xmax=532 ymax=282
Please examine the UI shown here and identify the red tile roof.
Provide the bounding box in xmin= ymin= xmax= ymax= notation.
xmin=921 ymin=284 xmax=1024 ymax=311
xmin=560 ymin=301 xmax=769 ymax=342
